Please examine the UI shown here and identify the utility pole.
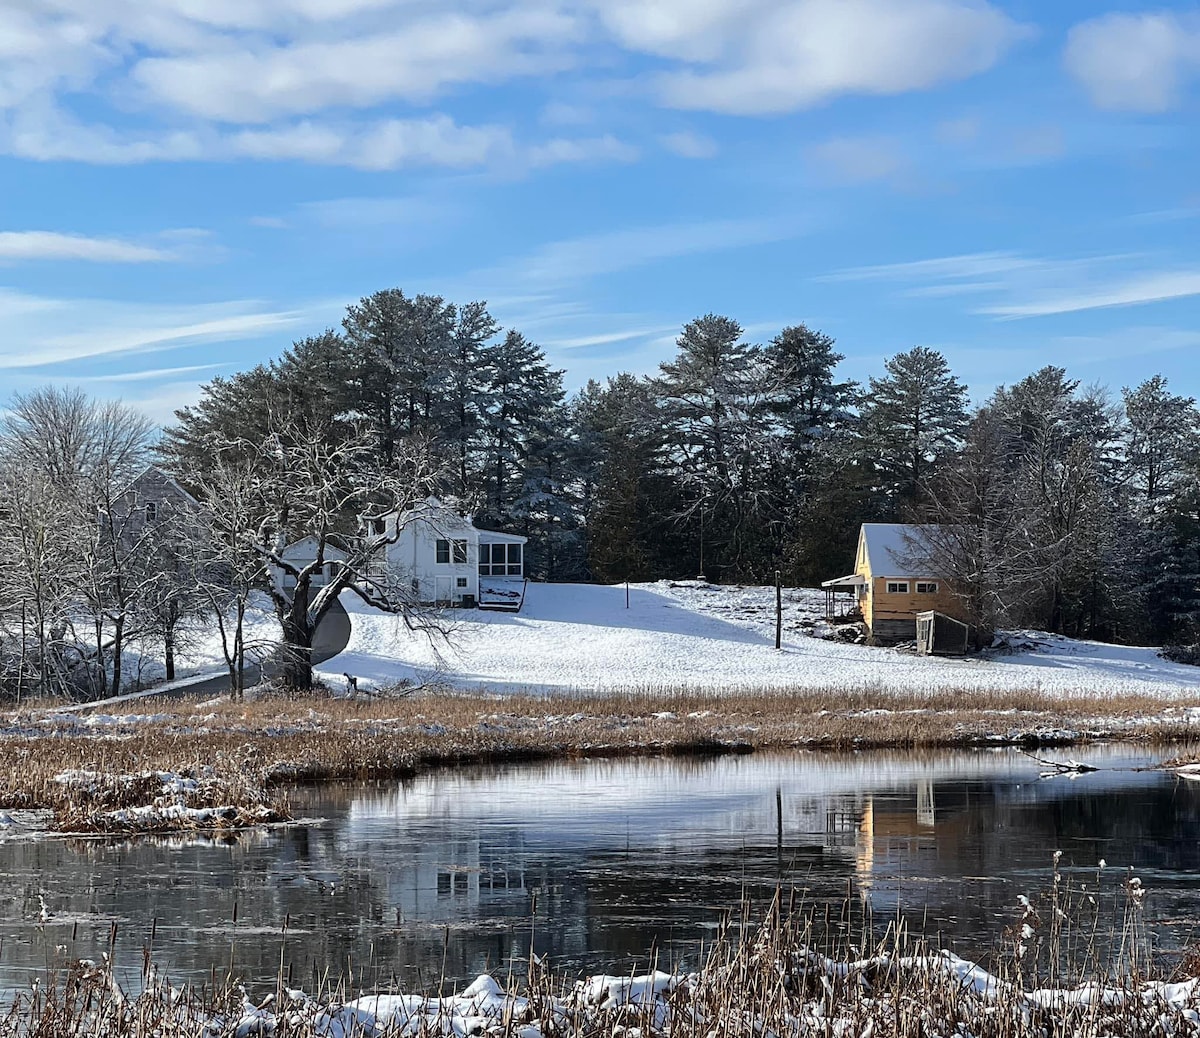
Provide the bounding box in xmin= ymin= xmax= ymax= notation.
xmin=775 ymin=570 xmax=782 ymax=650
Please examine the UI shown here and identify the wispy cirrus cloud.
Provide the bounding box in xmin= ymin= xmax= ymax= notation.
xmin=0 ymin=231 xmax=176 ymax=263
xmin=981 ymin=271 xmax=1200 ymax=318
xmin=0 ymin=287 xmax=306 ymax=370
xmin=826 ymin=250 xmax=1200 ymax=319
xmin=495 ymin=216 xmax=805 ymax=285
xmin=75 ymin=363 xmax=228 ymax=382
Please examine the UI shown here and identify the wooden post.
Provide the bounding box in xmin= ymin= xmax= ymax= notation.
xmin=625 ymin=580 xmax=630 ymax=609
xmin=775 ymin=570 xmax=782 ymax=650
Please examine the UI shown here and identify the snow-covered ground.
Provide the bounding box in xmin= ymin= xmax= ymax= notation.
xmin=315 ymin=581 xmax=1200 ymax=698
xmin=120 ymin=594 xmax=281 ymax=688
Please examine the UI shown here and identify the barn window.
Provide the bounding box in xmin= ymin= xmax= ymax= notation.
xmin=886 ymin=581 xmax=909 ymax=594
xmin=916 ymin=581 xmax=938 ymax=594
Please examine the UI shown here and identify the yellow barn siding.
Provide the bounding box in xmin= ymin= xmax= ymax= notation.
xmin=870 ymin=579 xmax=960 ymax=621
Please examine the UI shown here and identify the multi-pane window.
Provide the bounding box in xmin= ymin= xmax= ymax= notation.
xmin=435 ymin=538 xmax=468 ymax=564
xmin=456 ymin=577 xmax=468 ymax=588
xmin=916 ymin=581 xmax=938 ymax=594
xmin=479 ymin=543 xmax=522 ymax=576
xmin=885 ymin=581 xmax=909 ymax=594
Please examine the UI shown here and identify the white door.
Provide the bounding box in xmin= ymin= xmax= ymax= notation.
xmin=434 ymin=576 xmax=453 ymax=604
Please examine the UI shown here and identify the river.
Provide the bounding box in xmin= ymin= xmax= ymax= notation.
xmin=1 ymin=746 xmax=1198 ymax=999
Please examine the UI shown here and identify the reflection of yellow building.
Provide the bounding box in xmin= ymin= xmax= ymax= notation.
xmin=854 ymin=782 xmax=940 ymax=889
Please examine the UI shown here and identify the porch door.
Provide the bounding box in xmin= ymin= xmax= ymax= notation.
xmin=434 ymin=576 xmax=453 ymax=605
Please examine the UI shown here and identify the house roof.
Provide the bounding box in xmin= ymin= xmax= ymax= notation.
xmin=860 ymin=523 xmax=941 ymax=579
xmin=477 ymin=530 xmax=528 ymax=544
xmin=280 ymin=534 xmax=349 ymax=561
xmin=821 ymin=573 xmax=865 ymax=588
xmin=381 ymin=496 xmax=527 ymax=541
xmin=125 ymin=464 xmax=200 ymax=507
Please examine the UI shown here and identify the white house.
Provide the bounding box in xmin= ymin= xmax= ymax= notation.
xmin=368 ymin=497 xmax=526 ymax=607
xmin=271 ymin=535 xmax=348 ymax=592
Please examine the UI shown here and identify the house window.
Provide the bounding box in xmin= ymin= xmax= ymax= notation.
xmin=886 ymin=581 xmax=910 ymax=595
xmin=479 ymin=543 xmax=521 ymax=576
xmin=916 ymin=581 xmax=939 ymax=594
xmin=436 ymin=538 xmax=468 ymax=564
xmin=372 ymin=518 xmax=387 ymax=535
xmin=145 ymin=501 xmax=157 ymax=522
xmin=456 ymin=577 xmax=468 ymax=588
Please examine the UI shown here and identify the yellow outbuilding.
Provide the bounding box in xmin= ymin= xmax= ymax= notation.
xmin=822 ymin=523 xmax=967 ymax=644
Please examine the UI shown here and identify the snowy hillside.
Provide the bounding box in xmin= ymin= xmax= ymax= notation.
xmin=316 ymin=581 xmax=1200 ymax=698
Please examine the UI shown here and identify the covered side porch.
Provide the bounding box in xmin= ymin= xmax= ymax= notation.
xmin=820 ymin=573 xmax=865 ymax=620
xmin=477 ymin=531 xmax=528 ymax=612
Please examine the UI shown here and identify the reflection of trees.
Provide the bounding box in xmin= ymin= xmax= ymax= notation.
xmin=4 ymin=764 xmax=1200 ymax=1000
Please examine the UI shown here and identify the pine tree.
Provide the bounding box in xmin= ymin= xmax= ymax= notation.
xmin=342 ymin=289 xmax=456 ymax=463
xmin=444 ymin=300 xmax=500 ymax=504
xmin=653 ymin=315 xmax=778 ymax=578
xmin=574 ymin=375 xmax=678 ymax=582
xmin=478 ymin=331 xmax=567 ymax=552
xmin=863 ymin=346 xmax=968 ymax=501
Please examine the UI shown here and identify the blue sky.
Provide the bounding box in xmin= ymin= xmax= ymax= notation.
xmin=2 ymin=0 xmax=1200 ymax=422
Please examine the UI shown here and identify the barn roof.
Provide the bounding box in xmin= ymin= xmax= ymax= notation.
xmin=860 ymin=523 xmax=941 ymax=579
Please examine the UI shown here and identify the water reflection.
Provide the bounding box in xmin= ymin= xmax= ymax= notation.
xmin=1 ymin=746 xmax=1197 ymax=999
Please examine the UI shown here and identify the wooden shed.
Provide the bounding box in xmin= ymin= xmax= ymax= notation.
xmin=915 ymin=611 xmax=973 ymax=656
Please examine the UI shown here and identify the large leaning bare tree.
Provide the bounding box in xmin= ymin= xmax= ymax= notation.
xmin=187 ymin=415 xmax=441 ymax=695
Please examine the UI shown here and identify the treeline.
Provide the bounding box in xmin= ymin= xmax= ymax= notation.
xmin=2 ymin=286 xmax=1198 ymax=704
xmin=161 ymin=288 xmax=1200 ymax=647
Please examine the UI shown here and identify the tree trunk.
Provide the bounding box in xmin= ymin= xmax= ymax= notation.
xmin=164 ymin=614 xmax=176 ymax=682
xmin=110 ymin=614 xmax=124 ymax=698
xmin=280 ymin=621 xmax=314 ymax=693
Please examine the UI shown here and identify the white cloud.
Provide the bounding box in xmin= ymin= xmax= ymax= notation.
xmin=0 ymin=0 xmax=1025 ymax=172
xmin=0 ymin=231 xmax=173 ymax=262
xmin=660 ymin=130 xmax=718 ymax=158
xmin=602 ymin=0 xmax=1027 ymax=115
xmin=77 ymin=363 xmax=227 ymax=382
xmin=806 ymin=135 xmax=908 ymax=184
xmin=544 ymin=325 xmax=679 ymax=349
xmin=0 ymin=288 xmax=305 ymax=369
xmin=824 ymin=249 xmax=1200 ymax=319
xmin=526 ymin=134 xmax=639 ymax=166
xmin=0 ymin=103 xmax=630 ymax=172
xmin=823 ymin=250 xmax=1043 ymax=282
xmin=1065 ymin=11 xmax=1200 ymax=112
xmin=981 ymin=270 xmax=1200 ymax=318
xmin=130 ymin=7 xmax=580 ymax=122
